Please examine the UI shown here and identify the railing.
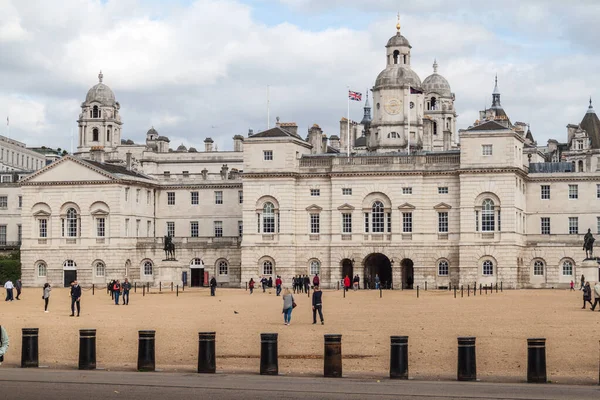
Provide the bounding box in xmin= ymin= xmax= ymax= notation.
xmin=136 ymin=236 xmax=240 ymax=246
xmin=299 ymin=153 xmax=460 ymax=168
xmin=0 ymin=241 xmax=21 ymax=249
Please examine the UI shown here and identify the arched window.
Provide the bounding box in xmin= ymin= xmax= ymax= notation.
xmin=371 ymin=201 xmax=385 ymax=233
xmin=481 ymin=199 xmax=495 ymax=231
xmin=37 ymin=262 xmax=47 ymax=277
xmin=533 ymin=260 xmax=544 ymax=276
xmin=93 ymin=106 xmax=100 ymax=118
xmin=482 ymin=260 xmax=494 ymax=276
xmin=92 ymin=128 xmax=99 ymax=142
xmin=562 ymin=260 xmax=573 ymax=276
xmin=191 ymin=258 xmax=203 ymax=267
xmin=143 ymin=261 xmax=153 ymax=276
xmin=263 ymin=260 xmax=273 ymax=275
xmin=388 ymin=132 xmax=399 ymax=139
xmin=310 ymin=260 xmax=320 ymax=275
xmin=578 ymin=160 xmax=584 ymax=172
xmin=107 ymin=129 xmax=111 ymax=142
xmin=262 ymin=202 xmax=275 ymax=233
xmin=66 ymin=208 xmax=78 ymax=237
xmin=95 ymin=262 xmax=105 ymax=277
xmin=63 ymin=260 xmax=77 ymax=269
xmin=403 ymin=54 xmax=407 ymax=64
xmin=438 ymin=260 xmax=449 ymax=276
xmin=218 ymin=260 xmax=228 ymax=275
xmin=431 ymin=97 xmax=437 ymax=110
xmin=393 ymin=50 xmax=399 ymax=64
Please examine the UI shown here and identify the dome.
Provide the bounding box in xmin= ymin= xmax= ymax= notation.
xmin=85 ymin=72 xmax=115 ymax=106
xmin=176 ymin=144 xmax=187 ymax=152
xmin=386 ymin=32 xmax=411 ymax=48
xmin=375 ymin=66 xmax=422 ymax=89
xmin=188 ymin=147 xmax=197 ymax=153
xmin=147 ymin=127 xmax=158 ymax=136
xmin=422 ymin=74 xmax=451 ymax=97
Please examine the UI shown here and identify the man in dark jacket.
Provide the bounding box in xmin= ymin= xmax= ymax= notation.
xmin=15 ymin=279 xmax=22 ymax=300
xmin=260 ymin=276 xmax=268 ymax=292
xmin=210 ymin=276 xmax=217 ymax=296
xmin=70 ymin=280 xmax=82 ymax=317
xmin=122 ymin=278 xmax=131 ymax=305
xmin=304 ymin=275 xmax=310 ymax=293
xmin=312 ymin=286 xmax=324 ymax=325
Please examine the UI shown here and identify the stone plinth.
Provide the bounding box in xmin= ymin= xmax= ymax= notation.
xmin=157 ymin=260 xmax=183 ymax=286
xmin=579 ymin=259 xmax=600 ymax=283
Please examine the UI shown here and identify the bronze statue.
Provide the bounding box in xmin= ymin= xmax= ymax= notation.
xmin=583 ymin=228 xmax=595 ymax=259
xmin=164 ymin=234 xmax=176 ymax=260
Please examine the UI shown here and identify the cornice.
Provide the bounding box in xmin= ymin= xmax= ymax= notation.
xmin=161 ymin=183 xmax=242 ymax=190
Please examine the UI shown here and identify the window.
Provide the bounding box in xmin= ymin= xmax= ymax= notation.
xmin=136 ymin=219 xmax=140 ymax=237
xmin=18 ymin=196 xmax=22 ymax=208
xmin=17 ymin=224 xmax=21 ymax=243
xmin=540 ymin=185 xmax=550 ymax=200
xmin=310 ymin=189 xmax=320 ymax=196
xmin=402 ymin=212 xmax=413 ymax=233
xmin=37 ymin=262 xmax=47 ymax=277
xmin=95 ymin=262 xmax=105 ymax=277
xmin=147 ymin=221 xmax=151 ymax=237
xmin=143 ymin=261 xmax=153 ymax=276
xmin=167 ymin=192 xmax=175 ymax=205
xmin=125 ymin=218 xmax=130 ymax=237
xmin=92 ymin=106 xmax=100 ymax=118
xmin=167 ymin=221 xmax=175 ymax=237
xmin=481 ymin=199 xmax=495 ymax=232
xmin=388 ymin=132 xmax=399 ymax=139
xmin=65 ymin=208 xmax=78 ymax=237
xmin=0 ymin=196 xmax=7 ymax=208
xmin=263 ymin=260 xmax=273 ymax=275
xmin=540 ymin=217 xmax=550 ymax=235
xmin=372 ymin=201 xmax=385 ymax=233
xmin=190 ymin=221 xmax=199 ymax=237
xmin=263 ymin=150 xmax=273 ymax=161
xmin=262 ymin=202 xmax=275 ymax=233
xmin=568 ymin=217 xmax=578 ymax=235
xmin=342 ymin=188 xmax=352 ymax=195
xmin=164 ymin=171 xmax=170 ymax=178
xmin=482 ymin=144 xmax=493 ymax=156
xmin=597 ymin=217 xmax=600 ymax=234
xmin=218 ymin=260 xmax=228 ymax=275
xmin=438 ymin=260 xmax=449 ymax=276
xmin=342 ymin=213 xmax=352 ymax=233
xmin=0 ymin=225 xmax=6 ymax=245
xmin=96 ymin=218 xmax=105 ymax=237
xmin=482 ymin=260 xmax=494 ymax=276
xmin=310 ymin=260 xmax=320 ymax=275
xmin=214 ymin=221 xmax=223 ymax=237
xmin=134 ymin=189 xmax=140 ymax=203
xmin=364 ymin=213 xmax=369 ymax=233
xmin=402 ymin=187 xmax=412 ymax=195
xmin=568 ymin=184 xmax=578 ymax=199
xmin=92 ymin=128 xmax=99 ymax=141
xmin=310 ymin=213 xmax=320 ymax=234
xmin=438 ymin=212 xmax=448 ymax=233
xmin=562 ymin=260 xmax=573 ymax=276
xmin=191 ymin=191 xmax=199 ymax=205
xmin=125 ymin=187 xmax=130 ymax=201
xmin=597 ymin=184 xmax=600 ymax=199
xmin=238 ymin=190 xmax=243 ymax=204
xmin=39 ymin=219 xmax=48 ymax=238
xmin=533 ymin=261 xmax=544 ymax=276
xmin=238 ymin=221 xmax=243 ymax=237
xmin=438 ymin=187 xmax=448 ymax=194
xmin=147 ymin=190 xmax=151 ymax=205
xmin=215 ymin=191 xmax=223 ymax=204
xmin=182 ymin=171 xmax=189 ymax=177
xmin=63 ymin=260 xmax=76 ymax=269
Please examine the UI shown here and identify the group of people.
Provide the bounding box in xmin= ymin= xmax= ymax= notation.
xmin=281 ymin=285 xmax=324 ymax=326
xmin=581 ymin=276 xmax=600 ymax=311
xmin=3 ymin=279 xmax=22 ymax=301
xmin=108 ymin=279 xmax=132 ymax=305
xmin=292 ymin=275 xmax=312 ymax=294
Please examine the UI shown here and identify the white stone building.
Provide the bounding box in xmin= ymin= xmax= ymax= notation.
xmin=18 ymin=23 xmax=600 ymax=289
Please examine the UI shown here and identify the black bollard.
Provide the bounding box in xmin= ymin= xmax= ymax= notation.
xmin=495 ymin=283 xmax=498 ymax=293
xmin=143 ymin=285 xmax=145 ymax=297
xmin=527 ymin=338 xmax=547 ymax=383
xmin=501 ymin=281 xmax=503 ymax=292
xmin=425 ymin=281 xmax=427 ymax=291
xmin=177 ymin=285 xmax=179 ymax=296
xmin=479 ymin=284 xmax=482 ymax=295
xmin=417 ymin=285 xmax=419 ymax=298
xmin=21 ymin=328 xmax=39 ymax=368
xmin=457 ymin=337 xmax=476 ymax=381
xmin=485 ymin=285 xmax=487 ymax=295
xmin=245 ymin=281 xmax=248 ymax=291
xmin=78 ymin=329 xmax=96 ymax=370
xmin=134 ymin=282 xmax=137 ymax=293
xmin=171 ymin=282 xmax=173 ymax=291
xmin=92 ymin=284 xmax=95 ymax=295
xmin=337 ymin=281 xmax=340 ymax=290
xmin=137 ymin=330 xmax=156 ymax=372
xmin=380 ymin=286 xmax=382 ymax=298
xmin=343 ymin=287 xmax=345 ymax=298
xmin=324 ymin=334 xmax=342 ymax=378
xmin=182 ymin=282 xmax=184 ymax=292
xmin=260 ymin=333 xmax=278 ymax=375
xmin=160 ymin=282 xmax=162 ymax=292
xmin=467 ymin=284 xmax=470 ymax=297
xmin=454 ymin=286 xmax=457 ymax=298
xmin=198 ymin=332 xmax=216 ymax=373
xmin=389 ymin=336 xmax=409 ymax=379
xmin=461 ymin=285 xmax=464 ymax=298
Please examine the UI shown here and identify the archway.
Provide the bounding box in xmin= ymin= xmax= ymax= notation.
xmin=341 ymin=259 xmax=353 ymax=284
xmin=190 ymin=258 xmax=205 ymax=287
xmin=364 ymin=253 xmax=392 ymax=289
xmin=401 ymin=259 xmax=414 ymax=289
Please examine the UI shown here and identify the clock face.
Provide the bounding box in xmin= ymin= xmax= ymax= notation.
xmin=384 ymin=98 xmax=402 ymax=115
xmin=409 ymin=102 xmax=415 ymax=109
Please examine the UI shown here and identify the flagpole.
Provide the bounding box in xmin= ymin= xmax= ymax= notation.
xmin=407 ymin=86 xmax=411 ymax=155
xmin=6 ymin=116 xmax=9 ymax=139
xmin=347 ymin=86 xmax=350 ymax=158
xmin=267 ymin=85 xmax=270 ymax=129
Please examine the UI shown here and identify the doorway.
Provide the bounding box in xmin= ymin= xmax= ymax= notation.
xmin=341 ymin=259 xmax=353 ymax=283
xmin=363 ymin=253 xmax=392 ymax=289
xmin=191 ymin=268 xmax=205 ymax=287
xmin=401 ymin=259 xmax=414 ymax=289
xmin=64 ymin=270 xmax=77 ymax=287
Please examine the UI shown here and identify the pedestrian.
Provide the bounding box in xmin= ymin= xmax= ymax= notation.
xmin=582 ymin=282 xmax=593 ymax=309
xmin=343 ymin=275 xmax=351 ymax=292
xmin=4 ymin=280 xmax=14 ymax=301
xmin=113 ymin=280 xmax=121 ymax=305
xmin=304 ymin=275 xmax=310 ymax=293
xmin=0 ymin=324 xmax=9 ymax=365
xmin=570 ymin=280 xmax=575 ymax=291
xmin=282 ymin=288 xmax=295 ymax=325
xmin=261 ymin=276 xmax=268 ymax=293
xmin=210 ymin=276 xmax=217 ymax=296
xmin=580 ymin=274 xmax=585 ymax=290
xmin=375 ymin=274 xmax=380 ymax=290
xmin=249 ymin=278 xmax=255 ymax=294
xmin=353 ymin=275 xmax=359 ymax=291
xmin=15 ymin=279 xmax=22 ymax=300
xmin=70 ymin=280 xmax=81 ymax=317
xmin=590 ymin=282 xmax=600 ymax=311
xmin=312 ymin=273 xmax=320 ymax=288
xmin=275 ymin=275 xmax=282 ymax=296
xmin=312 ymin=286 xmax=324 ymax=325
xmin=42 ymin=283 xmax=51 ymax=312
xmin=109 ymin=280 xmax=115 ymax=299
xmin=268 ymin=276 xmax=273 ymax=288
xmin=122 ymin=278 xmax=131 ymax=305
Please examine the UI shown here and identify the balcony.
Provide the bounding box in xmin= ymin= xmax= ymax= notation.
xmin=0 ymin=241 xmax=21 ymax=250
xmin=299 ymin=152 xmax=460 ymax=172
xmin=136 ymin=236 xmax=240 ymax=249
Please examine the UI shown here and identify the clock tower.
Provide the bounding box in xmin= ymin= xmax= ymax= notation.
xmin=369 ymin=17 xmax=424 ymax=152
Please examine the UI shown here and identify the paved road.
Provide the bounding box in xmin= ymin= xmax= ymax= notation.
xmin=0 ymin=368 xmax=598 ymax=400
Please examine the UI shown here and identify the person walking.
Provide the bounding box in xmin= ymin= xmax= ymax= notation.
xmin=312 ymin=286 xmax=324 ymax=325
xmin=268 ymin=276 xmax=273 ymax=288
xmin=375 ymin=274 xmax=381 ymax=290
xmin=582 ymin=282 xmax=593 ymax=309
xmin=590 ymin=282 xmax=600 ymax=311
xmin=42 ymin=283 xmax=51 ymax=312
xmin=304 ymin=275 xmax=310 ymax=293
xmin=353 ymin=275 xmax=359 ymax=291
xmin=249 ymin=278 xmax=255 ymax=294
xmin=210 ymin=276 xmax=217 ymax=296
xmin=261 ymin=276 xmax=268 ymax=293
xmin=4 ymin=280 xmax=14 ymax=301
xmin=0 ymin=324 xmax=9 ymax=365
xmin=313 ymin=273 xmax=320 ymax=288
xmin=15 ymin=279 xmax=22 ymax=300
xmin=70 ymin=280 xmax=82 ymax=317
xmin=113 ymin=280 xmax=121 ymax=305
xmin=275 ymin=276 xmax=282 ymax=296
xmin=109 ymin=280 xmax=115 ymax=300
xmin=282 ymin=288 xmax=295 ymax=325
xmin=343 ymin=275 xmax=351 ymax=292
xmin=580 ymin=274 xmax=585 ymax=290
xmin=570 ymin=280 xmax=575 ymax=291
xmin=122 ymin=278 xmax=131 ymax=305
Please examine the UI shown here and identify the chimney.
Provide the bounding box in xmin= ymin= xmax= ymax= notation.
xmin=126 ymin=152 xmax=132 ymax=171
xmin=204 ymin=137 xmax=214 ymax=152
xmin=233 ymin=135 xmax=244 ymax=152
xmin=330 ymin=135 xmax=340 ymax=150
xmin=321 ymin=134 xmax=328 ymax=153
xmin=307 ymin=124 xmax=323 ymax=154
xmin=279 ymin=122 xmax=298 ymax=136
xmin=89 ymin=146 xmax=105 ymax=163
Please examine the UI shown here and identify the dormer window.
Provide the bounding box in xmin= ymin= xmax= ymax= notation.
xmin=93 ymin=106 xmax=100 ymax=118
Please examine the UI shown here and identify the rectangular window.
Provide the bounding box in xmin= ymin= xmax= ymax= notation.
xmin=238 ymin=221 xmax=243 ymax=237
xmin=402 ymin=212 xmax=413 ymax=233
xmin=17 ymin=224 xmax=21 ymax=243
xmin=97 ymin=218 xmax=105 ymax=237
xmin=438 ymin=212 xmax=449 ymax=233
xmin=483 ymin=262 xmax=494 ymax=276
xmin=475 ymin=211 xmax=479 ymax=232
xmin=125 ymin=187 xmax=130 ymax=201
xmin=568 ymin=217 xmax=578 ymax=235
xmin=163 ymin=171 xmax=170 ymax=178
xmin=562 ymin=262 xmax=573 ymax=276
xmin=215 ymin=191 xmax=223 ymax=204
xmin=0 ymin=225 xmax=6 ymax=245
xmin=540 ymin=185 xmax=550 ymax=200
xmin=310 ymin=189 xmax=320 ymax=196
xmin=136 ymin=219 xmax=140 ymax=237
xmin=342 ymin=213 xmax=352 ymax=233
xmin=402 ymin=187 xmax=412 ymax=195
xmin=437 ymin=187 xmax=448 ymax=194
xmin=310 ymin=213 xmax=320 ymax=234
xmin=597 ymin=184 xmax=600 ymax=199
xmin=182 ymin=171 xmax=189 ymax=177
xmin=238 ymin=190 xmax=243 ymax=204
xmin=0 ymin=196 xmax=7 ymax=208
xmin=540 ymin=217 xmax=550 ymax=235
xmin=39 ymin=219 xmax=48 ymax=238
xmin=136 ymin=189 xmax=141 ymax=203
xmin=190 ymin=221 xmax=199 ymax=237
xmin=125 ymin=218 xmax=130 ymax=237
xmin=191 ymin=191 xmax=199 ymax=205
xmin=533 ymin=262 xmax=544 ymax=276
xmin=167 ymin=192 xmax=176 ymax=205
xmin=18 ymin=196 xmax=22 ymax=208
xmin=387 ymin=213 xmax=392 ymax=233
xmin=364 ymin=213 xmax=369 ymax=233
xmin=568 ymin=184 xmax=578 ymax=199
xmin=342 ymin=188 xmax=352 ymax=195
xmin=214 ymin=221 xmax=223 ymax=237
xmin=263 ymin=150 xmax=273 ymax=161
xmin=147 ymin=221 xmax=152 ymax=237
xmin=167 ymin=221 xmax=175 ymax=237
xmin=482 ymin=144 xmax=493 ymax=156
xmin=147 ymin=190 xmax=151 ymax=205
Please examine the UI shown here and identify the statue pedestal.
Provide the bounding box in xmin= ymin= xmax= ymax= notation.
xmin=157 ymin=260 xmax=183 ymax=286
xmin=580 ymin=259 xmax=600 ymax=282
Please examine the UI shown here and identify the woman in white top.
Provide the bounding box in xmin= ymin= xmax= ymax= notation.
xmin=0 ymin=325 xmax=9 ymax=365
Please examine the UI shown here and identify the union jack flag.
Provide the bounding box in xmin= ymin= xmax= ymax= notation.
xmin=348 ymin=90 xmax=362 ymax=101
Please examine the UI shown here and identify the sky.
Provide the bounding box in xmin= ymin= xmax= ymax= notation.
xmin=1 ymin=0 xmax=599 ymax=152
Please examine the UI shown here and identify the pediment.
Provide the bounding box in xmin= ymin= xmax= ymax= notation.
xmin=33 ymin=210 xmax=51 ymax=217
xmin=91 ymin=209 xmax=109 ymax=216
xmin=306 ymin=204 xmax=323 ymax=212
xmin=397 ymin=203 xmax=415 ymax=210
xmin=23 ymin=157 xmax=114 ymax=183
xmin=337 ymin=203 xmax=355 ymax=211
xmin=433 ymin=202 xmax=452 ymax=210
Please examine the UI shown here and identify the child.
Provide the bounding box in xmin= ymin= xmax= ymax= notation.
xmin=570 ymin=280 xmax=575 ymax=291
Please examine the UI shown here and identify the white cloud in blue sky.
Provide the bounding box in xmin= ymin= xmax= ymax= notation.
xmin=0 ymin=0 xmax=598 ymax=151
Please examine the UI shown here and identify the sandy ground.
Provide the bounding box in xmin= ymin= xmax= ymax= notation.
xmin=1 ymin=285 xmax=599 ymax=383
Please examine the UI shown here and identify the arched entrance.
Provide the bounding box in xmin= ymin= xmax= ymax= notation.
xmin=401 ymin=259 xmax=414 ymax=289
xmin=364 ymin=253 xmax=392 ymax=289
xmin=341 ymin=259 xmax=353 ymax=283
xmin=63 ymin=260 xmax=77 ymax=287
xmin=190 ymin=258 xmax=205 ymax=287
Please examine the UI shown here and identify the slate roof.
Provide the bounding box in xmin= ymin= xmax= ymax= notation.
xmin=580 ymin=110 xmax=600 ymax=149
xmin=84 ymin=159 xmax=149 ymax=179
xmin=249 ymin=126 xmax=303 ymax=140
xmin=466 ymin=120 xmax=511 ymax=132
